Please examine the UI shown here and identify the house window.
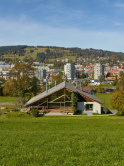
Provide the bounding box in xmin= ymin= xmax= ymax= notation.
xmin=86 ymin=104 xmax=93 ymax=111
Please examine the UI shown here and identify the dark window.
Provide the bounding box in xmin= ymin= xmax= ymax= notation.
xmin=86 ymin=104 xmax=93 ymax=111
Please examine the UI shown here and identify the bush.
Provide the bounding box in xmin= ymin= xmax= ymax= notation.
xmin=93 ymin=113 xmax=100 ymax=115
xmin=31 ymin=108 xmax=39 ymax=117
xmin=116 ymin=111 xmax=124 ymax=116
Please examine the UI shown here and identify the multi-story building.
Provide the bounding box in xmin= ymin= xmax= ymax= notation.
xmin=94 ymin=63 xmax=104 ymax=80
xmin=64 ymin=63 xmax=75 ymax=80
xmin=34 ymin=66 xmax=46 ymax=80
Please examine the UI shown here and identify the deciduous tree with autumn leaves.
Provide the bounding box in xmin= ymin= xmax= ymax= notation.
xmin=3 ymin=63 xmax=40 ymax=103
xmin=110 ymin=71 xmax=124 ymax=115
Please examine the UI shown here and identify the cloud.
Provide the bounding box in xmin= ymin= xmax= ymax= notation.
xmin=114 ymin=3 xmax=124 ymax=8
xmin=113 ymin=21 xmax=122 ymax=26
xmin=0 ymin=18 xmax=124 ymax=52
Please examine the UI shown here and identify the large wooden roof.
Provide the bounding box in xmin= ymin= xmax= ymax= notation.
xmin=26 ymin=81 xmax=103 ymax=106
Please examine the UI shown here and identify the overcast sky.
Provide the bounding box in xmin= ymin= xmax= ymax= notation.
xmin=0 ymin=0 xmax=124 ymax=52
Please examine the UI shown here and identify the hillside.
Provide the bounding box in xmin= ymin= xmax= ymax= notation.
xmin=0 ymin=45 xmax=124 ymax=64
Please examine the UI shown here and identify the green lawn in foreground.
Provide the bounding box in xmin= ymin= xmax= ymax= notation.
xmin=0 ymin=115 xmax=123 ymax=166
xmin=95 ymin=93 xmax=115 ymax=110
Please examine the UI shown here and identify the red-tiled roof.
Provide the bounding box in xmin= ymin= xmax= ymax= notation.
xmin=107 ymin=77 xmax=120 ymax=81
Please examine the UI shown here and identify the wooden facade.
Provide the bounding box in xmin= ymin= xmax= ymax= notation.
xmin=26 ymin=81 xmax=103 ymax=114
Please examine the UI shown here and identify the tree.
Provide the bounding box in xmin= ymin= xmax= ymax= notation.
xmin=82 ymin=72 xmax=86 ymax=78
xmin=15 ymin=97 xmax=25 ymax=115
xmin=98 ymin=75 xmax=105 ymax=83
xmin=71 ymin=92 xmax=78 ymax=114
xmin=30 ymin=76 xmax=40 ymax=96
xmin=110 ymin=91 xmax=124 ymax=115
xmin=106 ymin=72 xmax=111 ymax=77
xmin=45 ymin=48 xmax=50 ymax=54
xmin=112 ymin=77 xmax=118 ymax=86
xmin=3 ymin=63 xmax=40 ymax=102
xmin=72 ymin=82 xmax=76 ymax=86
xmin=91 ymin=71 xmax=94 ymax=79
xmin=3 ymin=78 xmax=18 ymax=96
xmin=82 ymin=80 xmax=88 ymax=86
xmin=0 ymin=78 xmax=6 ymax=96
xmin=95 ymin=86 xmax=105 ymax=93
xmin=51 ymin=72 xmax=63 ymax=88
xmin=119 ymin=72 xmax=124 ymax=91
xmin=119 ymin=71 xmax=124 ymax=77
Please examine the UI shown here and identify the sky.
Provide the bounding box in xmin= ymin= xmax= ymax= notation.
xmin=0 ymin=0 xmax=124 ymax=52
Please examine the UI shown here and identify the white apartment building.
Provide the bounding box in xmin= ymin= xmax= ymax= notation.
xmin=94 ymin=63 xmax=104 ymax=80
xmin=64 ymin=63 xmax=75 ymax=80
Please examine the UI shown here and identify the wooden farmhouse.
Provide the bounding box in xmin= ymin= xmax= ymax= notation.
xmin=26 ymin=81 xmax=103 ymax=114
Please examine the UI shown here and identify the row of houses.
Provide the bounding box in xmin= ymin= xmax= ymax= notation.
xmin=0 ymin=61 xmax=123 ymax=83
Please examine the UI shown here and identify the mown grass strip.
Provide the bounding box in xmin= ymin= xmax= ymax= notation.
xmin=0 ymin=116 xmax=123 ymax=166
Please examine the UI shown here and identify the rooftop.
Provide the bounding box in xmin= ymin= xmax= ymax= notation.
xmin=26 ymin=81 xmax=103 ymax=106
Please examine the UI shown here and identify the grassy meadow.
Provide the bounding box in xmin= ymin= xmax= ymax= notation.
xmin=0 ymin=96 xmax=17 ymax=104
xmin=2 ymin=47 xmax=73 ymax=62
xmin=95 ymin=93 xmax=115 ymax=110
xmin=0 ymin=115 xmax=123 ymax=166
xmin=0 ymin=97 xmax=19 ymax=113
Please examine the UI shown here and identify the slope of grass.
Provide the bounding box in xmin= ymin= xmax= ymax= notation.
xmin=95 ymin=93 xmax=115 ymax=110
xmin=2 ymin=47 xmax=48 ymax=61
xmin=0 ymin=116 xmax=123 ymax=166
xmin=0 ymin=96 xmax=17 ymax=103
xmin=49 ymin=55 xmax=76 ymax=62
xmin=2 ymin=47 xmax=75 ymax=62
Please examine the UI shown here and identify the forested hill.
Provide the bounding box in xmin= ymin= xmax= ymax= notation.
xmin=0 ymin=45 xmax=124 ymax=63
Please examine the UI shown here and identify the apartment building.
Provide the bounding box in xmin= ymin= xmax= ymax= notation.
xmin=64 ymin=63 xmax=75 ymax=80
xmin=94 ymin=63 xmax=104 ymax=80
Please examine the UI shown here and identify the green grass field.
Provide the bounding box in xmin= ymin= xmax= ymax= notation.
xmin=0 ymin=97 xmax=18 ymax=112
xmin=0 ymin=115 xmax=123 ymax=166
xmin=94 ymin=93 xmax=115 ymax=110
xmin=97 ymin=84 xmax=115 ymax=88
xmin=0 ymin=96 xmax=17 ymax=103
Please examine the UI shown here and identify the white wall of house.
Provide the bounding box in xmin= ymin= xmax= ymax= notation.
xmin=77 ymin=102 xmax=101 ymax=114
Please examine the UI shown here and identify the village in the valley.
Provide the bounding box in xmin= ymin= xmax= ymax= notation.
xmin=0 ymin=52 xmax=124 ymax=115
